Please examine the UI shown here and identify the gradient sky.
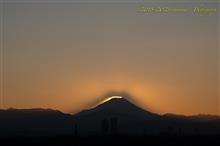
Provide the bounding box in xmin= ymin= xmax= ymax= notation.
xmin=0 ymin=0 xmax=219 ymax=115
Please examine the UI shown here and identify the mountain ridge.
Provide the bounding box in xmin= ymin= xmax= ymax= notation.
xmin=0 ymin=97 xmax=220 ymax=136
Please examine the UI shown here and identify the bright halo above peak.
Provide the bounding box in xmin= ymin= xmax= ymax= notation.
xmin=99 ymin=96 xmax=123 ymax=105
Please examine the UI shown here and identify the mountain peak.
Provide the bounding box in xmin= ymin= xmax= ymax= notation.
xmin=99 ymin=96 xmax=123 ymax=105
xmin=93 ymin=96 xmax=137 ymax=110
xmin=75 ymin=95 xmax=159 ymax=120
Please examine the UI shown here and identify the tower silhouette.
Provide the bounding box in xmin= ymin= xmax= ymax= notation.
xmin=100 ymin=117 xmax=118 ymax=135
xmin=110 ymin=117 xmax=118 ymax=134
xmin=74 ymin=123 xmax=78 ymax=136
xmin=101 ymin=119 xmax=109 ymax=135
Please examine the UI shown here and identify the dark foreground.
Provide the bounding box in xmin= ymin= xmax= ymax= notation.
xmin=1 ymin=135 xmax=220 ymax=146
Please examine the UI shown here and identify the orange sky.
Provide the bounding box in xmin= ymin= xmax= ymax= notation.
xmin=0 ymin=0 xmax=219 ymax=115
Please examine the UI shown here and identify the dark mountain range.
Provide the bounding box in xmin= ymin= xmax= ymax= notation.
xmin=0 ymin=97 xmax=219 ymax=137
xmin=164 ymin=113 xmax=220 ymax=122
xmin=74 ymin=97 xmax=161 ymax=135
xmin=74 ymin=97 xmax=220 ymax=136
xmin=0 ymin=108 xmax=74 ymax=136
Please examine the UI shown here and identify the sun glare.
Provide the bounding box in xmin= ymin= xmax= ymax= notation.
xmin=99 ymin=96 xmax=122 ymax=105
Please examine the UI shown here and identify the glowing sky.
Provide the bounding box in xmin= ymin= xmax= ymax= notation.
xmin=0 ymin=0 xmax=219 ymax=115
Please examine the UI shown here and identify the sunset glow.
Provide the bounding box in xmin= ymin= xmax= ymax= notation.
xmin=0 ymin=1 xmax=219 ymax=116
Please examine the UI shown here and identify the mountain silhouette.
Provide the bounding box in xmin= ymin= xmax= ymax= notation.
xmin=75 ymin=97 xmax=159 ymax=119
xmin=73 ymin=97 xmax=162 ymax=135
xmin=0 ymin=108 xmax=74 ymax=137
xmin=73 ymin=97 xmax=220 ymax=136
xmin=0 ymin=97 xmax=220 ymax=137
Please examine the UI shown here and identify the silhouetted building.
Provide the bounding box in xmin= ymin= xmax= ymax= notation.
xmin=74 ymin=123 xmax=78 ymax=136
xmin=167 ymin=126 xmax=174 ymax=135
xmin=101 ymin=119 xmax=109 ymax=135
xmin=100 ymin=117 xmax=119 ymax=135
xmin=110 ymin=117 xmax=118 ymax=134
xmin=178 ymin=127 xmax=182 ymax=136
xmin=194 ymin=127 xmax=199 ymax=135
